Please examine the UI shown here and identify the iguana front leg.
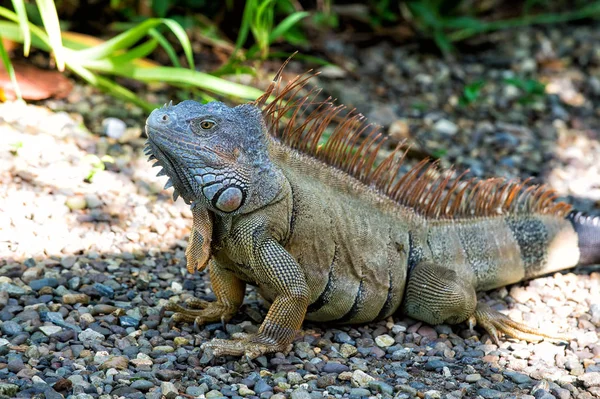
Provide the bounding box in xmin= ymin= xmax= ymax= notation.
xmin=202 ymin=237 xmax=310 ymax=359
xmin=186 ymin=206 xmax=213 ymax=274
xmin=403 ymin=262 xmax=568 ymax=344
xmin=164 ymin=259 xmax=245 ymax=326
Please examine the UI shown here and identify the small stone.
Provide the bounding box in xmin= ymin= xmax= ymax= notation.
xmin=186 ymin=386 xmax=206 ymax=397
xmin=156 ymin=369 xmax=182 ymax=381
xmin=238 ymin=385 xmax=255 ymax=396
xmin=1 ymin=320 xmax=23 ymax=336
xmin=130 ymin=358 xmax=152 ymax=369
xmin=351 ymin=370 xmax=375 ymax=387
xmin=253 ymin=380 xmax=272 ymax=394
xmin=161 ymin=382 xmax=178 ymax=399
xmin=340 ymin=343 xmax=357 ymax=357
xmin=375 ymin=334 xmax=394 ymax=347
xmin=39 ymin=326 xmax=62 ymax=336
xmin=322 ymin=362 xmax=350 ymax=373
xmin=287 ymin=371 xmax=303 ymax=385
xmin=578 ymin=372 xmax=600 ymax=387
xmin=368 ymin=380 xmax=394 ymax=395
xmin=291 ymin=388 xmax=311 ymax=399
xmin=119 ymin=316 xmax=139 ymax=328
xmin=0 ymin=384 xmax=18 ymax=397
xmin=66 ymin=196 xmax=87 ymax=210
xmin=466 ymin=373 xmax=481 ymax=382
xmin=93 ymin=283 xmax=114 ymax=298
xmin=205 ymin=389 xmax=224 ymax=398
xmin=425 ymin=359 xmax=447 ymax=370
xmin=29 ymin=278 xmax=59 ymax=291
xmin=433 ymin=119 xmax=458 ymax=135
xmin=424 ymin=390 xmax=442 ymax=399
xmin=350 ymin=387 xmax=371 ymax=397
xmin=62 ymin=293 xmax=90 ymax=304
xmin=153 ymin=345 xmax=174 ymax=353
xmin=99 ymin=356 xmax=129 ymax=370
xmin=505 ymin=371 xmax=532 ymax=385
xmin=174 ymin=337 xmax=189 ymax=346
xmin=61 ymin=256 xmax=77 ymax=268
xmin=102 ymin=117 xmax=127 ymax=139
xmin=79 ymin=328 xmax=104 ymax=343
xmin=130 ymin=379 xmax=154 ymax=391
xmin=477 ymin=388 xmax=504 ymax=399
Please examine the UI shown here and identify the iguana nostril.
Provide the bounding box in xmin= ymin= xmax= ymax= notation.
xmin=162 ymin=114 xmax=169 ymax=122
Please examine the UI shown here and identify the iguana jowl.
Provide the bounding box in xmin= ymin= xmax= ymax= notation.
xmin=145 ymin=69 xmax=600 ymax=359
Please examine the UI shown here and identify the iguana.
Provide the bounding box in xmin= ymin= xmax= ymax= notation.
xmin=144 ymin=67 xmax=600 ymax=359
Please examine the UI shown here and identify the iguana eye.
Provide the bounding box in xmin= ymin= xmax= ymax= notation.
xmin=199 ymin=120 xmax=216 ymax=130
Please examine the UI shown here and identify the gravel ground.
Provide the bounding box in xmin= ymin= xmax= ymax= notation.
xmin=1 ymin=24 xmax=600 ymax=399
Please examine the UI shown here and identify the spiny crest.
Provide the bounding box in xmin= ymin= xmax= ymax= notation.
xmin=253 ymin=61 xmax=571 ymax=219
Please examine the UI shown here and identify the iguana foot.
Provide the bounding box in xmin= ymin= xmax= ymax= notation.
xmin=162 ymin=299 xmax=237 ymax=328
xmin=202 ymin=333 xmax=291 ymax=360
xmin=469 ymin=302 xmax=570 ymax=345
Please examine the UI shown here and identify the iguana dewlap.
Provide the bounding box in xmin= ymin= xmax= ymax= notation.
xmin=144 ymin=69 xmax=600 ymax=359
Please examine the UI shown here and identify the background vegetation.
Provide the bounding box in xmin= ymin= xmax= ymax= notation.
xmin=1 ymin=0 xmax=599 ymax=109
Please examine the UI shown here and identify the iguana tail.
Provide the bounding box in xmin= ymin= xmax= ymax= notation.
xmin=567 ymin=211 xmax=600 ymax=265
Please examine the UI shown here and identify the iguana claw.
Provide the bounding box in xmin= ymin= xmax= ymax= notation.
xmin=469 ymin=302 xmax=571 ymax=345
xmin=201 ymin=333 xmax=292 ymax=359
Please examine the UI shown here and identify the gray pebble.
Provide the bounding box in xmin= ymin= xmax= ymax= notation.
xmin=291 ymin=388 xmax=311 ymax=399
xmin=322 ymin=362 xmax=350 ymax=373
xmin=477 ymin=388 xmax=504 ymax=399
xmin=504 ymin=371 xmax=532 ymax=385
xmin=254 ymin=380 xmax=272 ymax=394
xmin=130 ymin=379 xmax=155 ymax=391
xmin=1 ymin=321 xmax=22 ymax=336
xmin=29 ymin=278 xmax=59 ymax=290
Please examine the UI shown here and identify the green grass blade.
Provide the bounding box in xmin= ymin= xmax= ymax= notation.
xmin=85 ymin=62 xmax=264 ymax=100
xmin=68 ymin=62 xmax=156 ymax=111
xmin=0 ymin=7 xmax=51 ymax=49
xmin=0 ymin=21 xmax=51 ymax=51
xmin=35 ymin=0 xmax=64 ymax=70
xmin=75 ymin=19 xmax=165 ymax=60
xmin=0 ymin=35 xmax=22 ymax=100
xmin=104 ymin=39 xmax=159 ymax=65
xmin=231 ymin=0 xmax=255 ymax=61
xmin=148 ymin=28 xmax=181 ymax=68
xmin=160 ymin=18 xmax=195 ymax=69
xmin=268 ymin=11 xmax=309 ymax=43
xmin=10 ymin=0 xmax=31 ymax=56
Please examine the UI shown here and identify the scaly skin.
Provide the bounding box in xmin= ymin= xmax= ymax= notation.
xmin=145 ymin=93 xmax=599 ymax=359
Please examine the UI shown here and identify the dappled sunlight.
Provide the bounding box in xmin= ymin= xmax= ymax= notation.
xmin=0 ymin=101 xmax=192 ymax=260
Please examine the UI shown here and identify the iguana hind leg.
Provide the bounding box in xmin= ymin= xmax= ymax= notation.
xmin=402 ymin=262 xmax=477 ymax=326
xmin=403 ymin=262 xmax=568 ymax=344
xmin=164 ymin=260 xmax=245 ymax=327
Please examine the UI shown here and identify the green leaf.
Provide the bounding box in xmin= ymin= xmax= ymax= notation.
xmin=105 ymin=39 xmax=158 ymax=65
xmin=268 ymin=11 xmax=309 ymax=43
xmin=0 ymin=35 xmax=22 ymax=100
xmin=160 ymin=18 xmax=195 ymax=69
xmin=35 ymin=0 xmax=64 ymax=70
xmin=80 ymin=62 xmax=265 ymax=100
xmin=75 ymin=18 xmax=192 ymax=68
xmin=68 ymin=62 xmax=156 ymax=112
xmin=10 ymin=0 xmax=31 ymax=56
xmin=148 ymin=28 xmax=181 ymax=68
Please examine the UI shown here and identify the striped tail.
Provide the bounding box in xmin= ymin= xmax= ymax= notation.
xmin=567 ymin=211 xmax=600 ymax=265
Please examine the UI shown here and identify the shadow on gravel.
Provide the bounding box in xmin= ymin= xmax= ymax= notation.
xmin=1 ymin=243 xmax=598 ymax=398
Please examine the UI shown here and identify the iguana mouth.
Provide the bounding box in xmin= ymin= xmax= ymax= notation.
xmin=144 ymin=135 xmax=194 ymax=204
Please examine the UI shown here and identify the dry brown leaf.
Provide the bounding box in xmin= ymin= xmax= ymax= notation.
xmin=0 ymin=60 xmax=73 ymax=100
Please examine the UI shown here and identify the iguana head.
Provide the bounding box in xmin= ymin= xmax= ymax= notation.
xmin=145 ymin=100 xmax=280 ymax=214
